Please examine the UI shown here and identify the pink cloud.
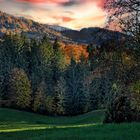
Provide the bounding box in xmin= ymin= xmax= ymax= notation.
xmin=16 ymin=0 xmax=107 ymax=7
xmin=16 ymin=0 xmax=69 ymax=4
xmin=0 ymin=0 xmax=107 ymax=29
xmin=52 ymin=15 xmax=75 ymax=22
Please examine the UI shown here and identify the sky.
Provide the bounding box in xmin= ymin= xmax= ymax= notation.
xmin=0 ymin=0 xmax=107 ymax=29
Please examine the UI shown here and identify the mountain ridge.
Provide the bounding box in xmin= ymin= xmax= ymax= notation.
xmin=0 ymin=10 xmax=124 ymax=45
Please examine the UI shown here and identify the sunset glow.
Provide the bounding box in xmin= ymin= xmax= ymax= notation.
xmin=0 ymin=0 xmax=107 ymax=29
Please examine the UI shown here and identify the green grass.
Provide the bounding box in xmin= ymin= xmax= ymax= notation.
xmin=0 ymin=108 xmax=140 ymax=140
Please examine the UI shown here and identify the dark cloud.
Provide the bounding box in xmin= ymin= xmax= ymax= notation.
xmin=60 ymin=0 xmax=106 ymax=8
xmin=60 ymin=0 xmax=80 ymax=7
xmin=0 ymin=0 xmax=35 ymax=12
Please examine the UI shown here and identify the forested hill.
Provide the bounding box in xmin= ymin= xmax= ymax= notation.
xmin=0 ymin=11 xmax=71 ymax=42
xmin=0 ymin=11 xmax=124 ymax=45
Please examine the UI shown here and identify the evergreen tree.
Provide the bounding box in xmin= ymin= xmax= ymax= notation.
xmin=51 ymin=38 xmax=65 ymax=88
xmin=48 ymin=39 xmax=66 ymax=112
xmin=33 ymin=81 xmax=46 ymax=113
xmin=8 ymin=68 xmax=31 ymax=109
xmin=64 ymin=57 xmax=89 ymax=115
xmin=86 ymin=43 xmax=100 ymax=71
xmin=30 ymin=37 xmax=53 ymax=92
xmin=89 ymin=78 xmax=101 ymax=110
xmin=56 ymin=77 xmax=67 ymax=115
xmin=45 ymin=96 xmax=56 ymax=115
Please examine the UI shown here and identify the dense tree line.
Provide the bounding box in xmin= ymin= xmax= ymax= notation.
xmin=0 ymin=34 xmax=101 ymax=115
xmin=0 ymin=30 xmax=139 ymax=121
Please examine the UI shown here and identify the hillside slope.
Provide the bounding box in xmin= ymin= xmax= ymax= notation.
xmin=0 ymin=108 xmax=105 ymax=127
xmin=0 ymin=108 xmax=140 ymax=140
xmin=0 ymin=11 xmax=71 ymax=42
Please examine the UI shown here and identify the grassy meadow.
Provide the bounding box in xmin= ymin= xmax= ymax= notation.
xmin=0 ymin=108 xmax=140 ymax=140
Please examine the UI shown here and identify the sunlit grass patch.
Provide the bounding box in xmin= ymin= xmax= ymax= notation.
xmin=0 ymin=123 xmax=102 ymax=133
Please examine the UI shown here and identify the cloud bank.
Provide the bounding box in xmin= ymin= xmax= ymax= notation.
xmin=0 ymin=0 xmax=107 ymax=29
